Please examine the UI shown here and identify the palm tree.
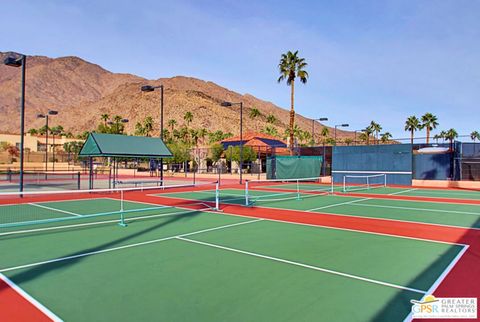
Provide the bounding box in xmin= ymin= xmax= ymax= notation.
xmin=168 ymin=119 xmax=177 ymax=133
xmin=445 ymin=128 xmax=458 ymax=151
xmin=404 ymin=116 xmax=421 ymax=144
xmin=470 ymin=131 xmax=480 ymax=142
xmin=439 ymin=130 xmax=447 ymax=143
xmin=380 ymin=132 xmax=392 ymax=144
xmin=198 ymin=128 xmax=208 ymax=145
xmin=134 ymin=122 xmax=145 ymax=136
xmin=249 ymin=108 xmax=261 ymax=119
xmin=433 ymin=134 xmax=442 ymax=144
xmin=369 ymin=121 xmax=382 ymax=144
xmin=277 ymin=50 xmax=309 ymax=151
xmin=344 ymin=138 xmax=353 ymax=146
xmin=420 ymin=113 xmax=439 ymax=144
xmin=27 ymin=128 xmax=38 ymax=135
xmin=143 ymin=116 xmax=154 ymax=137
xmin=184 ymin=112 xmax=193 ymax=127
xmin=261 ymin=126 xmax=279 ymax=137
xmin=266 ymin=114 xmax=277 ymax=124
xmin=320 ymin=127 xmax=329 ymax=145
xmin=101 ymin=114 xmax=109 ymax=126
xmin=190 ymin=129 xmax=200 ymax=147
xmin=364 ymin=126 xmax=374 ymax=145
xmin=358 ymin=132 xmax=369 ymax=144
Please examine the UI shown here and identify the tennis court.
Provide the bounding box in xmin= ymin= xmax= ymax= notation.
xmin=0 ymin=180 xmax=478 ymax=321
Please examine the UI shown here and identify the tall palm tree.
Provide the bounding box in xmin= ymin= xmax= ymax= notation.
xmin=369 ymin=121 xmax=382 ymax=144
xmin=134 ymin=122 xmax=145 ymax=136
xmin=404 ymin=116 xmax=421 ymax=144
xmin=198 ymin=128 xmax=208 ymax=145
xmin=320 ymin=127 xmax=329 ymax=146
xmin=249 ymin=108 xmax=261 ymax=119
xmin=439 ymin=130 xmax=447 ymax=143
xmin=470 ymin=131 xmax=480 ymax=142
xmin=380 ymin=132 xmax=392 ymax=144
xmin=433 ymin=134 xmax=442 ymax=144
xmin=445 ymin=128 xmax=458 ymax=151
xmin=277 ymin=50 xmax=309 ymax=151
xmin=358 ymin=132 xmax=369 ymax=144
xmin=420 ymin=113 xmax=439 ymax=144
xmin=261 ymin=126 xmax=279 ymax=137
xmin=101 ymin=114 xmax=109 ymax=126
xmin=183 ymin=111 xmax=193 ymax=127
xmin=168 ymin=119 xmax=177 ymax=133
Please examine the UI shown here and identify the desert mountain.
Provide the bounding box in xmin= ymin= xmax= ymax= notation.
xmin=0 ymin=52 xmax=352 ymax=142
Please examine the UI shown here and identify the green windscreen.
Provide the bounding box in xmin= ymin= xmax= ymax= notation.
xmin=267 ymin=156 xmax=323 ymax=179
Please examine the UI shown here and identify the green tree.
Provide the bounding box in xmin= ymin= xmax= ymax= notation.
xmin=134 ymin=122 xmax=145 ymax=136
xmin=183 ymin=111 xmax=193 ymax=127
xmin=404 ymin=116 xmax=421 ymax=145
xmin=470 ymin=131 xmax=480 ymax=142
xmin=168 ymin=119 xmax=177 ymax=133
xmin=209 ymin=143 xmax=224 ymax=162
xmin=444 ymin=128 xmax=458 ymax=151
xmin=208 ymin=130 xmax=233 ymax=144
xmin=266 ymin=114 xmax=277 ymax=124
xmin=249 ymin=108 xmax=261 ymax=119
xmin=27 ymin=128 xmax=38 ymax=135
xmin=320 ymin=127 xmax=330 ymax=145
xmin=101 ymin=114 xmax=109 ymax=126
xmin=344 ymin=138 xmax=353 ymax=146
xmin=420 ymin=113 xmax=439 ymax=144
xmin=277 ymin=50 xmax=309 ymax=151
xmin=143 ymin=116 xmax=154 ymax=137
xmin=76 ymin=131 xmax=90 ymax=140
xmin=166 ymin=142 xmax=191 ymax=164
xmin=261 ymin=126 xmax=279 ymax=137
xmin=380 ymin=132 xmax=392 ymax=143
xmin=369 ymin=121 xmax=382 ymax=144
xmin=433 ymin=134 xmax=442 ymax=144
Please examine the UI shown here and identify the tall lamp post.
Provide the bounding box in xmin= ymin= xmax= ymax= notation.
xmin=221 ymin=101 xmax=243 ymax=184
xmin=311 ymin=117 xmax=328 ymax=146
xmin=354 ymin=129 xmax=364 ymax=146
xmin=141 ymin=85 xmax=164 ymax=184
xmin=37 ymin=110 xmax=58 ymax=172
xmin=334 ymin=124 xmax=349 ymax=145
xmin=4 ymin=52 xmax=26 ymax=192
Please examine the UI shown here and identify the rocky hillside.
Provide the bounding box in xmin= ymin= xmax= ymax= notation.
xmin=0 ymin=52 xmax=352 ymax=142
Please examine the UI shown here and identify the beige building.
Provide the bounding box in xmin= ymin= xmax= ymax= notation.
xmin=0 ymin=133 xmax=83 ymax=152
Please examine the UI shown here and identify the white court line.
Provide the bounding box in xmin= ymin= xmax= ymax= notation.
xmin=0 ymin=272 xmax=63 ymax=321
xmin=354 ymin=203 xmax=480 ymax=216
xmin=306 ymin=198 xmax=371 ymax=212
xmin=29 ymin=203 xmax=82 ymax=217
xmin=177 ymin=236 xmax=426 ymax=294
xmin=0 ymin=219 xmax=263 ymax=273
xmin=389 ymin=188 xmax=418 ymax=195
xmin=402 ymin=245 xmax=470 ymax=322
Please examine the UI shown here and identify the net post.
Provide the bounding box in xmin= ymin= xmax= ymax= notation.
xmin=366 ymin=176 xmax=370 ymax=190
xmin=384 ymin=174 xmax=387 ymax=188
xmin=215 ymin=181 xmax=220 ymax=211
xmin=118 ymin=190 xmax=127 ymax=227
xmin=245 ymin=180 xmax=249 ymax=206
xmin=296 ymin=179 xmax=301 ymax=200
xmin=342 ymin=175 xmax=346 ymax=192
xmin=76 ymin=171 xmax=81 ymax=190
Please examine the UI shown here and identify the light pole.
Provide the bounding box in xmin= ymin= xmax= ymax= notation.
xmin=354 ymin=129 xmax=364 ymax=146
xmin=221 ymin=101 xmax=243 ymax=184
xmin=37 ymin=110 xmax=58 ymax=172
xmin=141 ymin=85 xmax=164 ymax=184
xmin=311 ymin=117 xmax=328 ymax=146
xmin=334 ymin=124 xmax=349 ymax=145
xmin=4 ymin=52 xmax=26 ymax=192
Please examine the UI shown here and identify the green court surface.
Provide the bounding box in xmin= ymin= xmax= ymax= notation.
xmin=0 ymin=197 xmax=465 ymax=321
xmin=158 ymin=189 xmax=480 ymax=229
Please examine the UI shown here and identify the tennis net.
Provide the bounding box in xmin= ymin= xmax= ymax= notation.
xmin=245 ymin=177 xmax=332 ymax=206
xmin=0 ymin=170 xmax=81 ymax=190
xmin=0 ymin=181 xmax=219 ymax=234
xmin=342 ymin=173 xmax=387 ymax=192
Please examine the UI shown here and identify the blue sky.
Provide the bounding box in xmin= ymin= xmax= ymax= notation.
xmin=2 ymin=0 xmax=479 ymax=139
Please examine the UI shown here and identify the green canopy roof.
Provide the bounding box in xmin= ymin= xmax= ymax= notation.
xmin=79 ymin=133 xmax=172 ymax=158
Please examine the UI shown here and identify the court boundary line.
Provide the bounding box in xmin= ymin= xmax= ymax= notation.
xmin=177 ymin=236 xmax=427 ymax=294
xmin=306 ymin=198 xmax=371 ymax=212
xmin=0 ymin=219 xmax=263 ymax=273
xmin=0 ymin=272 xmax=63 ymax=322
xmin=402 ymin=244 xmax=470 ymax=322
xmin=0 ymin=196 xmax=115 ymax=207
xmin=389 ymin=188 xmax=418 ymax=195
xmin=29 ymin=203 xmax=82 ymax=217
xmin=353 ymin=203 xmax=480 ymax=216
